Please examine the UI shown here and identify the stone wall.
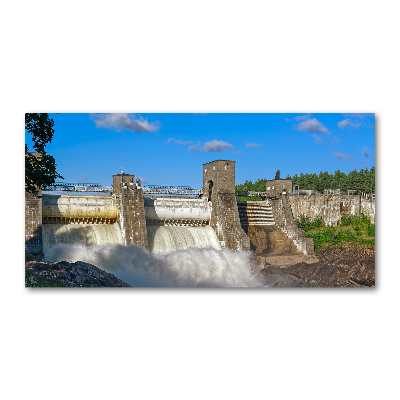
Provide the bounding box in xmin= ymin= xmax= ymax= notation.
xmin=361 ymin=197 xmax=375 ymax=224
xmin=289 ymin=194 xmax=375 ymax=225
xmin=237 ymin=200 xmax=300 ymax=255
xmin=242 ymin=225 xmax=299 ymax=255
xmin=113 ymin=174 xmax=148 ymax=249
xmin=271 ymin=195 xmax=314 ymax=255
xmin=289 ymin=194 xmax=341 ymax=226
xmin=265 ymin=179 xmax=292 ymax=197
xmin=211 ymin=193 xmax=250 ymax=251
xmin=25 ymin=190 xmax=43 ymax=254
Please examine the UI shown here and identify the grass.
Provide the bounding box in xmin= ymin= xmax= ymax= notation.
xmin=295 ymin=214 xmax=375 ymax=248
xmin=236 ymin=196 xmax=264 ymax=201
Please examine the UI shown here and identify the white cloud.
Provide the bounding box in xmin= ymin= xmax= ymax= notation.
xmin=136 ymin=177 xmax=148 ymax=185
xmin=342 ymin=113 xmax=375 ymax=119
xmin=312 ymin=134 xmax=323 ymax=145
xmin=166 ymin=138 xmax=193 ymax=146
xmin=294 ymin=114 xmax=313 ymax=122
xmin=90 ymin=113 xmax=160 ymax=133
xmin=329 ymin=135 xmax=341 ymax=144
xmin=362 ymin=146 xmax=372 ymax=158
xmin=234 ymin=151 xmax=243 ymax=156
xmin=330 ymin=152 xmax=354 ymax=161
xmin=298 ymin=117 xmax=330 ymax=135
xmin=337 ymin=119 xmax=362 ymax=129
xmin=245 ymin=142 xmax=262 ymax=149
xmin=189 ymin=140 xmax=234 ymax=153
xmin=79 ymin=173 xmax=88 ymax=181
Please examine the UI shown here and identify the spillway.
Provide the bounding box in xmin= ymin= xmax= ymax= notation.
xmin=41 ymin=194 xmax=123 ymax=253
xmin=147 ymin=225 xmax=221 ymax=252
xmin=144 ymin=197 xmax=221 ymax=252
xmin=42 ymin=223 xmax=123 ymax=251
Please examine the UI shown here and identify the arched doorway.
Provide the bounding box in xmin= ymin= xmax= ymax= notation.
xmin=207 ymin=180 xmax=213 ymax=200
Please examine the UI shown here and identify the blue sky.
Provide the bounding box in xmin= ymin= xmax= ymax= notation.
xmin=25 ymin=113 xmax=375 ymax=188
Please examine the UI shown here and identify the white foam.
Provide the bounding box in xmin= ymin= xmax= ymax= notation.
xmin=44 ymin=244 xmax=263 ymax=287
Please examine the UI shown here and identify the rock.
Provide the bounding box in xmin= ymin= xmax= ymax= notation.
xmin=260 ymin=243 xmax=375 ymax=287
xmin=25 ymin=260 xmax=131 ymax=287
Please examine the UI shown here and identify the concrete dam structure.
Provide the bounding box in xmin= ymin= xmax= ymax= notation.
xmin=25 ymin=159 xmax=314 ymax=257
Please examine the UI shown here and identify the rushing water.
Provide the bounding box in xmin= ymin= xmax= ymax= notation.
xmin=147 ymin=225 xmax=221 ymax=252
xmin=42 ymin=223 xmax=123 ymax=249
xmin=43 ymin=222 xmax=263 ymax=287
xmin=45 ymin=244 xmax=263 ymax=287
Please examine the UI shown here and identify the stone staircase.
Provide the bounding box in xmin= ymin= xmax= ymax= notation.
xmin=237 ymin=201 xmax=275 ymax=226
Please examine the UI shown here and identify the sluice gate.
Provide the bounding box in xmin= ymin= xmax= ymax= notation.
xmin=41 ymin=195 xmax=123 ymax=252
xmin=144 ymin=197 xmax=221 ymax=252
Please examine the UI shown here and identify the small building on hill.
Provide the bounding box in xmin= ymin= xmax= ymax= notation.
xmin=265 ymin=170 xmax=292 ymax=197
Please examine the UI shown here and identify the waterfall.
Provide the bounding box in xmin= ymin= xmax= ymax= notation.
xmin=45 ymin=244 xmax=262 ymax=287
xmin=42 ymin=223 xmax=123 ymax=251
xmin=146 ymin=225 xmax=221 ymax=252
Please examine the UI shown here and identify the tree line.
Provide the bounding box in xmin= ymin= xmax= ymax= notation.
xmin=236 ymin=166 xmax=375 ymax=193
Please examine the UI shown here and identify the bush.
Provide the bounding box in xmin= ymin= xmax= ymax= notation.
xmin=340 ymin=215 xmax=354 ymax=226
xmin=296 ymin=215 xmax=325 ymax=232
xmin=306 ymin=227 xmax=338 ymax=247
xmin=337 ymin=229 xmax=357 ymax=242
xmin=367 ymin=222 xmax=375 ymax=237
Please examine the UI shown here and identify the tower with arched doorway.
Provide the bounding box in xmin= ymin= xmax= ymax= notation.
xmin=203 ymin=160 xmax=250 ymax=251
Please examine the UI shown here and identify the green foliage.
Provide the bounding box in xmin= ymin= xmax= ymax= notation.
xmin=367 ymin=222 xmax=375 ymax=237
xmin=287 ymin=167 xmax=375 ymax=193
xmin=306 ymin=227 xmax=338 ymax=247
xmin=236 ymin=196 xmax=263 ymax=201
xmin=235 ymin=178 xmax=266 ymax=192
xmin=25 ymin=113 xmax=63 ymax=195
xmin=295 ymin=215 xmax=325 ymax=232
xmin=299 ymin=213 xmax=375 ymax=248
xmin=236 ymin=167 xmax=375 ymax=195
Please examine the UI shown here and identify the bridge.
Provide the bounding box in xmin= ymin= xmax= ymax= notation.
xmin=43 ymin=183 xmax=113 ymax=192
xmin=43 ymin=183 xmax=273 ymax=198
xmin=142 ymin=185 xmax=202 ymax=196
xmin=43 ymin=182 xmax=204 ymax=196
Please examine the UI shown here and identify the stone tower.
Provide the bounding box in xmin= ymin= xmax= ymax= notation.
xmin=203 ymin=160 xmax=250 ymax=251
xmin=112 ymin=173 xmax=148 ymax=249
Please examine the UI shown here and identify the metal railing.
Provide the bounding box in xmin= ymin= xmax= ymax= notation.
xmin=235 ymin=191 xmax=269 ymax=199
xmin=360 ymin=191 xmax=376 ymax=200
xmin=43 ymin=183 xmax=112 ymax=192
xmin=142 ymin=185 xmax=203 ymax=196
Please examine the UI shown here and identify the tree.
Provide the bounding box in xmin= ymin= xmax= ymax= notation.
xmin=25 ymin=113 xmax=63 ymax=195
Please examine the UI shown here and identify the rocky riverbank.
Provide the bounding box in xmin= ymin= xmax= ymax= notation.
xmin=25 ymin=259 xmax=131 ymax=287
xmin=260 ymin=243 xmax=375 ymax=287
xmin=25 ymin=243 xmax=374 ymax=288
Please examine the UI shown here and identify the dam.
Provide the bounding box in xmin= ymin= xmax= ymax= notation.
xmin=25 ymin=159 xmax=314 ymax=258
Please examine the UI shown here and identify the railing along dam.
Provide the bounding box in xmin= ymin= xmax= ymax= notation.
xmin=144 ymin=198 xmax=221 ymax=252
